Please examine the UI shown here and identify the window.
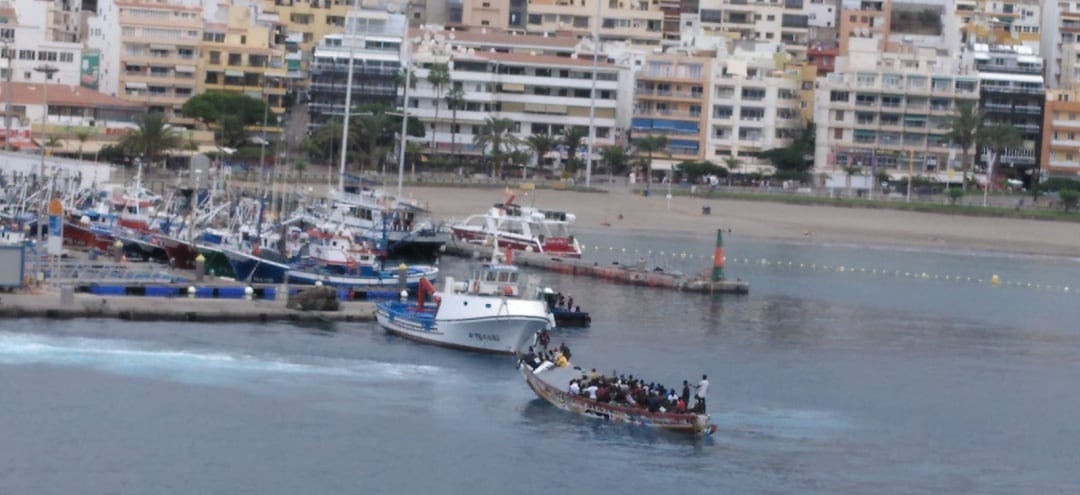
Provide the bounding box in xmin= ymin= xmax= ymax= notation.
xmin=59 ymin=52 xmax=74 ymax=63
xmin=18 ymin=50 xmax=34 ymax=60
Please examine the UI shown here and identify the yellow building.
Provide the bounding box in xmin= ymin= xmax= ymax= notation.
xmin=114 ymin=0 xmax=203 ymax=118
xmin=259 ymin=0 xmax=359 ymax=88
xmin=1042 ymin=89 xmax=1080 ymax=176
xmin=632 ymin=53 xmax=712 ymax=172
xmin=524 ymin=0 xmax=665 ymax=46
xmin=199 ymin=5 xmax=289 ymax=119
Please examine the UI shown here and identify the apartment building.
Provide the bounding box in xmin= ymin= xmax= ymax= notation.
xmin=706 ymin=41 xmax=803 ymax=171
xmin=86 ymin=0 xmax=203 ymax=117
xmin=814 ymin=38 xmax=981 ymax=177
xmin=8 ymin=0 xmax=81 ymax=43
xmin=0 ymin=1 xmax=83 ymax=87
xmin=525 ymin=0 xmax=665 ymax=46
xmin=837 ymin=0 xmax=890 ymax=55
xmin=1042 ymin=0 xmax=1080 ymax=87
xmin=973 ymin=42 xmax=1044 ymax=184
xmin=406 ymin=25 xmax=630 ymax=166
xmin=1041 ymin=89 xmax=1080 ymax=177
xmin=260 ymin=0 xmax=361 ymax=88
xmin=698 ymin=0 xmax=811 ymax=57
xmin=199 ymin=5 xmax=289 ymax=116
xmin=632 ymin=52 xmax=711 ymax=170
xmin=452 ymin=0 xmax=525 ymax=31
xmin=307 ymin=8 xmax=405 ymax=128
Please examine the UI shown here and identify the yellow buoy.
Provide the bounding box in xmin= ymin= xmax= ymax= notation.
xmin=991 ymin=274 xmax=1000 ymax=286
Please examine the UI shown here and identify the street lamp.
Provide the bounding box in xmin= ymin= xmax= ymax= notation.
xmin=396 ymin=11 xmax=412 ymax=197
xmin=583 ymin=0 xmax=601 ymax=189
xmin=2 ymin=40 xmax=12 ymax=152
xmin=33 ymin=64 xmax=58 ymax=282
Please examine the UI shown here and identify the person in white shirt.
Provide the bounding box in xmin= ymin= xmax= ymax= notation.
xmin=569 ymin=380 xmax=580 ymax=396
xmin=694 ymin=374 xmax=709 ymax=412
xmin=583 ymin=384 xmax=599 ymax=400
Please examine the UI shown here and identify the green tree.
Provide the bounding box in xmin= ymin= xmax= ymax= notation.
xmin=947 ymin=187 xmax=964 ymax=205
xmin=1059 ymin=189 xmax=1079 ymax=213
xmin=945 ymin=101 xmax=983 ymax=192
xmin=561 ymin=126 xmax=587 ymax=177
xmin=724 ymin=155 xmax=741 ymax=185
xmin=676 ymin=160 xmax=725 ymax=183
xmin=760 ymin=121 xmax=814 ymax=174
xmin=120 ymin=113 xmax=183 ymax=168
xmin=445 ymin=84 xmax=465 ymax=168
xmin=74 ymin=130 xmax=92 ymax=160
xmin=600 ymin=144 xmax=631 ymax=176
xmin=472 ymin=117 xmax=519 ymax=177
xmin=525 ymin=133 xmax=557 ymax=172
xmin=426 ymin=63 xmax=451 ymax=152
xmin=977 ymin=122 xmax=1022 ymax=194
xmin=180 ymin=91 xmax=270 ymax=146
xmin=632 ymin=134 xmax=669 ymax=189
xmin=351 ymin=112 xmax=393 ymax=174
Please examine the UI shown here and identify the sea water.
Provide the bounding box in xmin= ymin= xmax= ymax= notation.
xmin=1 ymin=231 xmax=1078 ymax=494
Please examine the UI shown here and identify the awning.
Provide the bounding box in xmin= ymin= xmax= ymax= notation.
xmin=224 ymin=70 xmax=245 ymax=78
xmin=175 ymin=65 xmax=196 ymax=73
xmin=149 ymin=44 xmax=173 ymax=51
xmin=125 ymin=81 xmax=148 ymax=90
xmin=501 ymin=82 xmax=525 ymax=93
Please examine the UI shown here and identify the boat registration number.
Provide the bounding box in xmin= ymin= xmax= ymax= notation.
xmin=468 ymin=332 xmax=501 ymax=342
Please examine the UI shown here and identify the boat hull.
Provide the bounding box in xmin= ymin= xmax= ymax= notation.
xmin=376 ymin=297 xmax=550 ymax=354
xmin=520 ymin=363 xmax=712 ymax=436
xmin=62 ymin=221 xmax=115 ymax=252
xmin=451 ymin=228 xmax=581 ymax=258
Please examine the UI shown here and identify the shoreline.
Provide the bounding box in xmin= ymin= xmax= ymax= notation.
xmin=406 ymin=185 xmax=1080 ymax=259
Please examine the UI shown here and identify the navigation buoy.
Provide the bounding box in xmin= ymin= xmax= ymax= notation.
xmin=990 ymin=274 xmax=1000 ymax=286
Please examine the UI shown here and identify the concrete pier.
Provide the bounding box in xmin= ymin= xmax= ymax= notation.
xmin=444 ymin=240 xmax=749 ymax=295
xmin=0 ymin=290 xmax=377 ymax=323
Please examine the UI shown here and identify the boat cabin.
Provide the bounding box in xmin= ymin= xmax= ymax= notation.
xmin=469 ymin=264 xmax=521 ymax=296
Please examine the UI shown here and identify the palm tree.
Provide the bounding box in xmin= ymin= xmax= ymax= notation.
xmin=525 ymin=133 xmax=556 ymax=173
xmin=724 ymin=155 xmax=741 ymax=185
xmin=600 ymin=144 xmax=631 ymax=177
xmin=74 ymin=130 xmax=92 ymax=161
xmin=445 ymin=84 xmax=465 ymax=168
xmin=977 ymin=122 xmax=1022 ymax=198
xmin=945 ymin=101 xmax=983 ymax=191
xmin=120 ymin=113 xmax=182 ymax=168
xmin=351 ymin=112 xmax=392 ymax=174
xmin=472 ymin=117 xmax=518 ymax=177
xmin=633 ymin=134 xmax=669 ymax=189
xmin=426 ymin=63 xmax=450 ymax=152
xmin=561 ymin=126 xmax=587 ymax=177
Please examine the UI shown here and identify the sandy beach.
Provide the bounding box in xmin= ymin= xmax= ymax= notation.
xmin=405 ymin=185 xmax=1080 ymax=258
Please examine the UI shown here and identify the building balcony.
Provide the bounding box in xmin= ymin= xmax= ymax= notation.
xmin=634 ymin=108 xmax=702 ymax=119
xmin=635 ymin=88 xmax=704 ymax=101
xmin=1051 ymin=139 xmax=1080 ymax=148
xmin=1052 ymin=119 xmax=1080 ymax=129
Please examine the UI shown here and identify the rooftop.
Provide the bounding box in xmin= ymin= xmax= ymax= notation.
xmin=0 ymin=82 xmax=141 ymax=108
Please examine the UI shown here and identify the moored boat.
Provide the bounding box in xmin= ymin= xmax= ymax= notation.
xmin=520 ymin=361 xmax=714 ymax=436
xmin=449 ymin=196 xmax=581 ymax=258
xmin=375 ymin=262 xmax=553 ymax=354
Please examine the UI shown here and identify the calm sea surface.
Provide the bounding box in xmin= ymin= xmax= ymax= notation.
xmin=2 ymin=230 xmax=1079 ymax=494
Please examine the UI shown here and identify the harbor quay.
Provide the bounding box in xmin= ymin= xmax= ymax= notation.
xmin=0 ymin=287 xmax=377 ymax=323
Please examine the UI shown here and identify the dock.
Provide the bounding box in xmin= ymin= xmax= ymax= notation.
xmin=443 ymin=238 xmax=749 ymax=295
xmin=0 ymin=289 xmax=377 ymax=323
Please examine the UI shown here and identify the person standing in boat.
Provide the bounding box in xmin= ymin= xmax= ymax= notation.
xmin=681 ymin=380 xmax=691 ymax=407
xmin=537 ymin=328 xmax=550 ymax=351
xmin=693 ymin=374 xmax=709 ymax=413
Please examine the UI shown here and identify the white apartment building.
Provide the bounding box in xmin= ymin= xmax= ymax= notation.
xmin=814 ymin=38 xmax=980 ymax=179
xmin=1043 ymin=0 xmax=1080 ymax=87
xmin=698 ymin=0 xmax=812 ymax=57
xmin=406 ymin=27 xmax=632 ymax=167
xmin=706 ymin=41 xmax=803 ymax=171
xmin=86 ymin=0 xmax=203 ymax=115
xmin=0 ymin=0 xmax=83 ymax=86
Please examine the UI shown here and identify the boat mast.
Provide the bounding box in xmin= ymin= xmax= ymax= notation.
xmin=395 ymin=4 xmax=411 ymax=197
xmin=337 ymin=1 xmax=360 ymax=194
xmin=583 ymin=0 xmax=600 ymax=189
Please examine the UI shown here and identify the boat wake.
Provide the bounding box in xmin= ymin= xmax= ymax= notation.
xmin=0 ymin=331 xmax=443 ymax=390
xmin=710 ymin=407 xmax=853 ymax=444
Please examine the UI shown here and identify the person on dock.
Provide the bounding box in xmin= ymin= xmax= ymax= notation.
xmin=693 ymin=374 xmax=709 ymax=413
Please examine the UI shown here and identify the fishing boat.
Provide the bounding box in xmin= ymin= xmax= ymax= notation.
xmin=520 ymin=362 xmax=714 ymax=436
xmin=449 ymin=199 xmax=581 ymax=258
xmin=375 ymin=260 xmax=553 ymax=354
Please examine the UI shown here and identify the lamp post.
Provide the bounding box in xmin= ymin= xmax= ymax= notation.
xmin=396 ymin=11 xmax=412 ymax=197
xmin=583 ymin=0 xmax=601 ymax=189
xmin=34 ymin=64 xmax=58 ymax=282
xmin=3 ymin=41 xmax=12 ymax=152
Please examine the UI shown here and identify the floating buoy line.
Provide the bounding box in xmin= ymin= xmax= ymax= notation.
xmin=577 ymin=244 xmax=1074 ymax=295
